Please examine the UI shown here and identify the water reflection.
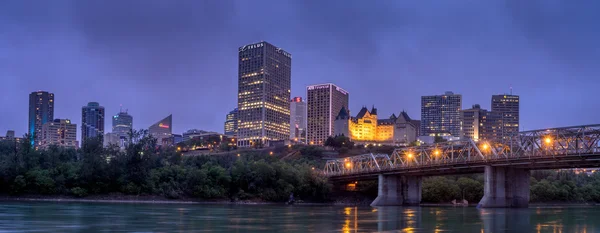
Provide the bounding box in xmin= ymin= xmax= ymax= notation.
xmin=0 ymin=202 xmax=598 ymax=232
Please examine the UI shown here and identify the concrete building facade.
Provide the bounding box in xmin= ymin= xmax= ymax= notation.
xmin=237 ymin=41 xmax=292 ymax=147
xmin=306 ymin=83 xmax=349 ymax=145
xmin=492 ymin=94 xmax=520 ymax=139
xmin=40 ymin=119 xmax=78 ymax=149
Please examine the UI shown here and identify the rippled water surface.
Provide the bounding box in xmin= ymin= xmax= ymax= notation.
xmin=0 ymin=201 xmax=598 ymax=232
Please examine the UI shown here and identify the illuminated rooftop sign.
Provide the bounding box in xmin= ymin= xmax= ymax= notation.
xmin=159 ymin=123 xmax=170 ymax=129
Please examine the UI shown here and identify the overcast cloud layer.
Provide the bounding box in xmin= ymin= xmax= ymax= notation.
xmin=1 ymin=0 xmax=599 ymax=136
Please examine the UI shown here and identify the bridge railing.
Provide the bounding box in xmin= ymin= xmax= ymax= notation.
xmin=324 ymin=124 xmax=600 ymax=176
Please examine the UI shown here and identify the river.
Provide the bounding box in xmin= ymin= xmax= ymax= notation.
xmin=0 ymin=201 xmax=597 ymax=232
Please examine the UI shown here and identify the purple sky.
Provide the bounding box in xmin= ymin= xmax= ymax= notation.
xmin=1 ymin=0 xmax=599 ymax=137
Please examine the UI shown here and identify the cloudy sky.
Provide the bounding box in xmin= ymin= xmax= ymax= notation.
xmin=1 ymin=0 xmax=599 ymax=137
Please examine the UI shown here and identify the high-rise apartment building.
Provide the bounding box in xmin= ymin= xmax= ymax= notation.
xmin=224 ymin=108 xmax=238 ymax=137
xmin=290 ymin=97 xmax=307 ymax=142
xmin=28 ymin=91 xmax=54 ymax=147
xmin=149 ymin=114 xmax=172 ymax=146
xmin=81 ymin=102 xmax=105 ymax=145
xmin=306 ymin=83 xmax=349 ymax=145
xmin=421 ymin=91 xmax=462 ymax=137
xmin=491 ymin=94 xmax=520 ymax=139
xmin=40 ymin=119 xmax=77 ymax=149
xmin=237 ymin=41 xmax=292 ymax=147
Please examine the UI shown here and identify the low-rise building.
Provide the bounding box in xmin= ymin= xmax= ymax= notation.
xmin=334 ymin=106 xmax=417 ymax=146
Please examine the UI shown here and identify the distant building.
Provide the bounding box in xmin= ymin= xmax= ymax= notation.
xmin=307 ymin=83 xmax=349 ymax=145
xmin=491 ymin=94 xmax=520 ymax=139
xmin=183 ymin=129 xmax=219 ymax=141
xmin=290 ymin=97 xmax=307 ymax=143
xmin=237 ymin=41 xmax=291 ymax=147
xmin=421 ymin=91 xmax=462 ymax=137
xmin=224 ymin=108 xmax=238 ymax=137
xmin=460 ymin=104 xmax=503 ymax=141
xmin=149 ymin=115 xmax=172 ymax=146
xmin=172 ymin=134 xmax=184 ymax=144
xmin=28 ymin=91 xmax=54 ymax=147
xmin=0 ymin=130 xmax=23 ymax=144
xmin=334 ymin=106 xmax=417 ymax=146
xmin=40 ymin=119 xmax=78 ymax=149
xmin=103 ymin=132 xmax=120 ymax=148
xmin=411 ymin=120 xmax=421 ymax=138
xmin=81 ymin=102 xmax=105 ymax=145
xmin=113 ymin=110 xmax=133 ymax=140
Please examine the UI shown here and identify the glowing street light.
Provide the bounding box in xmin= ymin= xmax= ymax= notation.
xmin=544 ymin=137 xmax=552 ymax=144
xmin=269 ymin=151 xmax=273 ymax=155
xmin=482 ymin=143 xmax=489 ymax=150
xmin=407 ymin=153 xmax=413 ymax=158
xmin=434 ymin=150 xmax=440 ymax=156
xmin=345 ymin=162 xmax=352 ymax=168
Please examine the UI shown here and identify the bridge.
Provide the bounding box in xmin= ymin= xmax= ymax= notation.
xmin=323 ymin=124 xmax=600 ymax=208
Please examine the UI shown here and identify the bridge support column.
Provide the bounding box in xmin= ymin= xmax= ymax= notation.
xmin=371 ymin=174 xmax=422 ymax=206
xmin=478 ymin=166 xmax=530 ymax=208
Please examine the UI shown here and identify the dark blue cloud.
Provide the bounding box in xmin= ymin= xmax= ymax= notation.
xmin=0 ymin=0 xmax=598 ymax=137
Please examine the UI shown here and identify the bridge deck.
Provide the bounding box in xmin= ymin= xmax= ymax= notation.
xmin=324 ymin=124 xmax=600 ymax=181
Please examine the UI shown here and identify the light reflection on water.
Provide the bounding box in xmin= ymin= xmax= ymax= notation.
xmin=0 ymin=202 xmax=598 ymax=232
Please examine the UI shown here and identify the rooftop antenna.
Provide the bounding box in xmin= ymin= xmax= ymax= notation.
xmin=510 ymin=84 xmax=513 ymax=95
xmin=120 ymin=104 xmax=123 ymax=113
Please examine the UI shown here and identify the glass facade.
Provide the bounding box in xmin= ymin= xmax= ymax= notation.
xmin=421 ymin=91 xmax=462 ymax=137
xmin=290 ymin=97 xmax=306 ymax=142
xmin=224 ymin=108 xmax=238 ymax=137
xmin=237 ymin=41 xmax=291 ymax=147
xmin=148 ymin=114 xmax=172 ymax=146
xmin=81 ymin=102 xmax=105 ymax=145
xmin=28 ymin=91 xmax=54 ymax=147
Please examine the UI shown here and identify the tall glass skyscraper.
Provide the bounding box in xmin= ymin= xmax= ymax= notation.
xmin=28 ymin=91 xmax=54 ymax=147
xmin=491 ymin=94 xmax=520 ymax=139
xmin=421 ymin=91 xmax=462 ymax=137
xmin=306 ymin=83 xmax=349 ymax=145
xmin=81 ymin=102 xmax=105 ymax=145
xmin=113 ymin=111 xmax=133 ymax=137
xmin=290 ymin=97 xmax=307 ymax=142
xmin=237 ymin=41 xmax=291 ymax=147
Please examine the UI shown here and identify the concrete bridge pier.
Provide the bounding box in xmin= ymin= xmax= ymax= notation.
xmin=478 ymin=166 xmax=530 ymax=208
xmin=371 ymin=174 xmax=422 ymax=206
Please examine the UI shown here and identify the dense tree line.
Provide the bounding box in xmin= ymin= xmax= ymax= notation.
xmin=420 ymin=170 xmax=600 ymax=204
xmin=0 ymin=130 xmax=331 ymax=202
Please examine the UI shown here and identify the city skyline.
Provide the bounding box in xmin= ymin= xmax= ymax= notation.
xmin=2 ymin=1 xmax=600 ymax=137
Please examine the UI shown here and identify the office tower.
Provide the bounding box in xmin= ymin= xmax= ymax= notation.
xmin=149 ymin=114 xmax=172 ymax=146
xmin=40 ymin=119 xmax=77 ymax=149
xmin=421 ymin=91 xmax=462 ymax=137
xmin=237 ymin=41 xmax=292 ymax=147
xmin=81 ymin=102 xmax=105 ymax=145
xmin=113 ymin=110 xmax=133 ymax=140
xmin=306 ymin=83 xmax=349 ymax=145
xmin=28 ymin=91 xmax=54 ymax=147
xmin=491 ymin=94 xmax=520 ymax=139
xmin=480 ymin=111 xmax=503 ymax=141
xmin=290 ymin=97 xmax=307 ymax=142
xmin=460 ymin=104 xmax=486 ymax=140
xmin=224 ymin=108 xmax=238 ymax=137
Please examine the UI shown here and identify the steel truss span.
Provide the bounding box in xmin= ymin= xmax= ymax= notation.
xmin=324 ymin=124 xmax=600 ymax=178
